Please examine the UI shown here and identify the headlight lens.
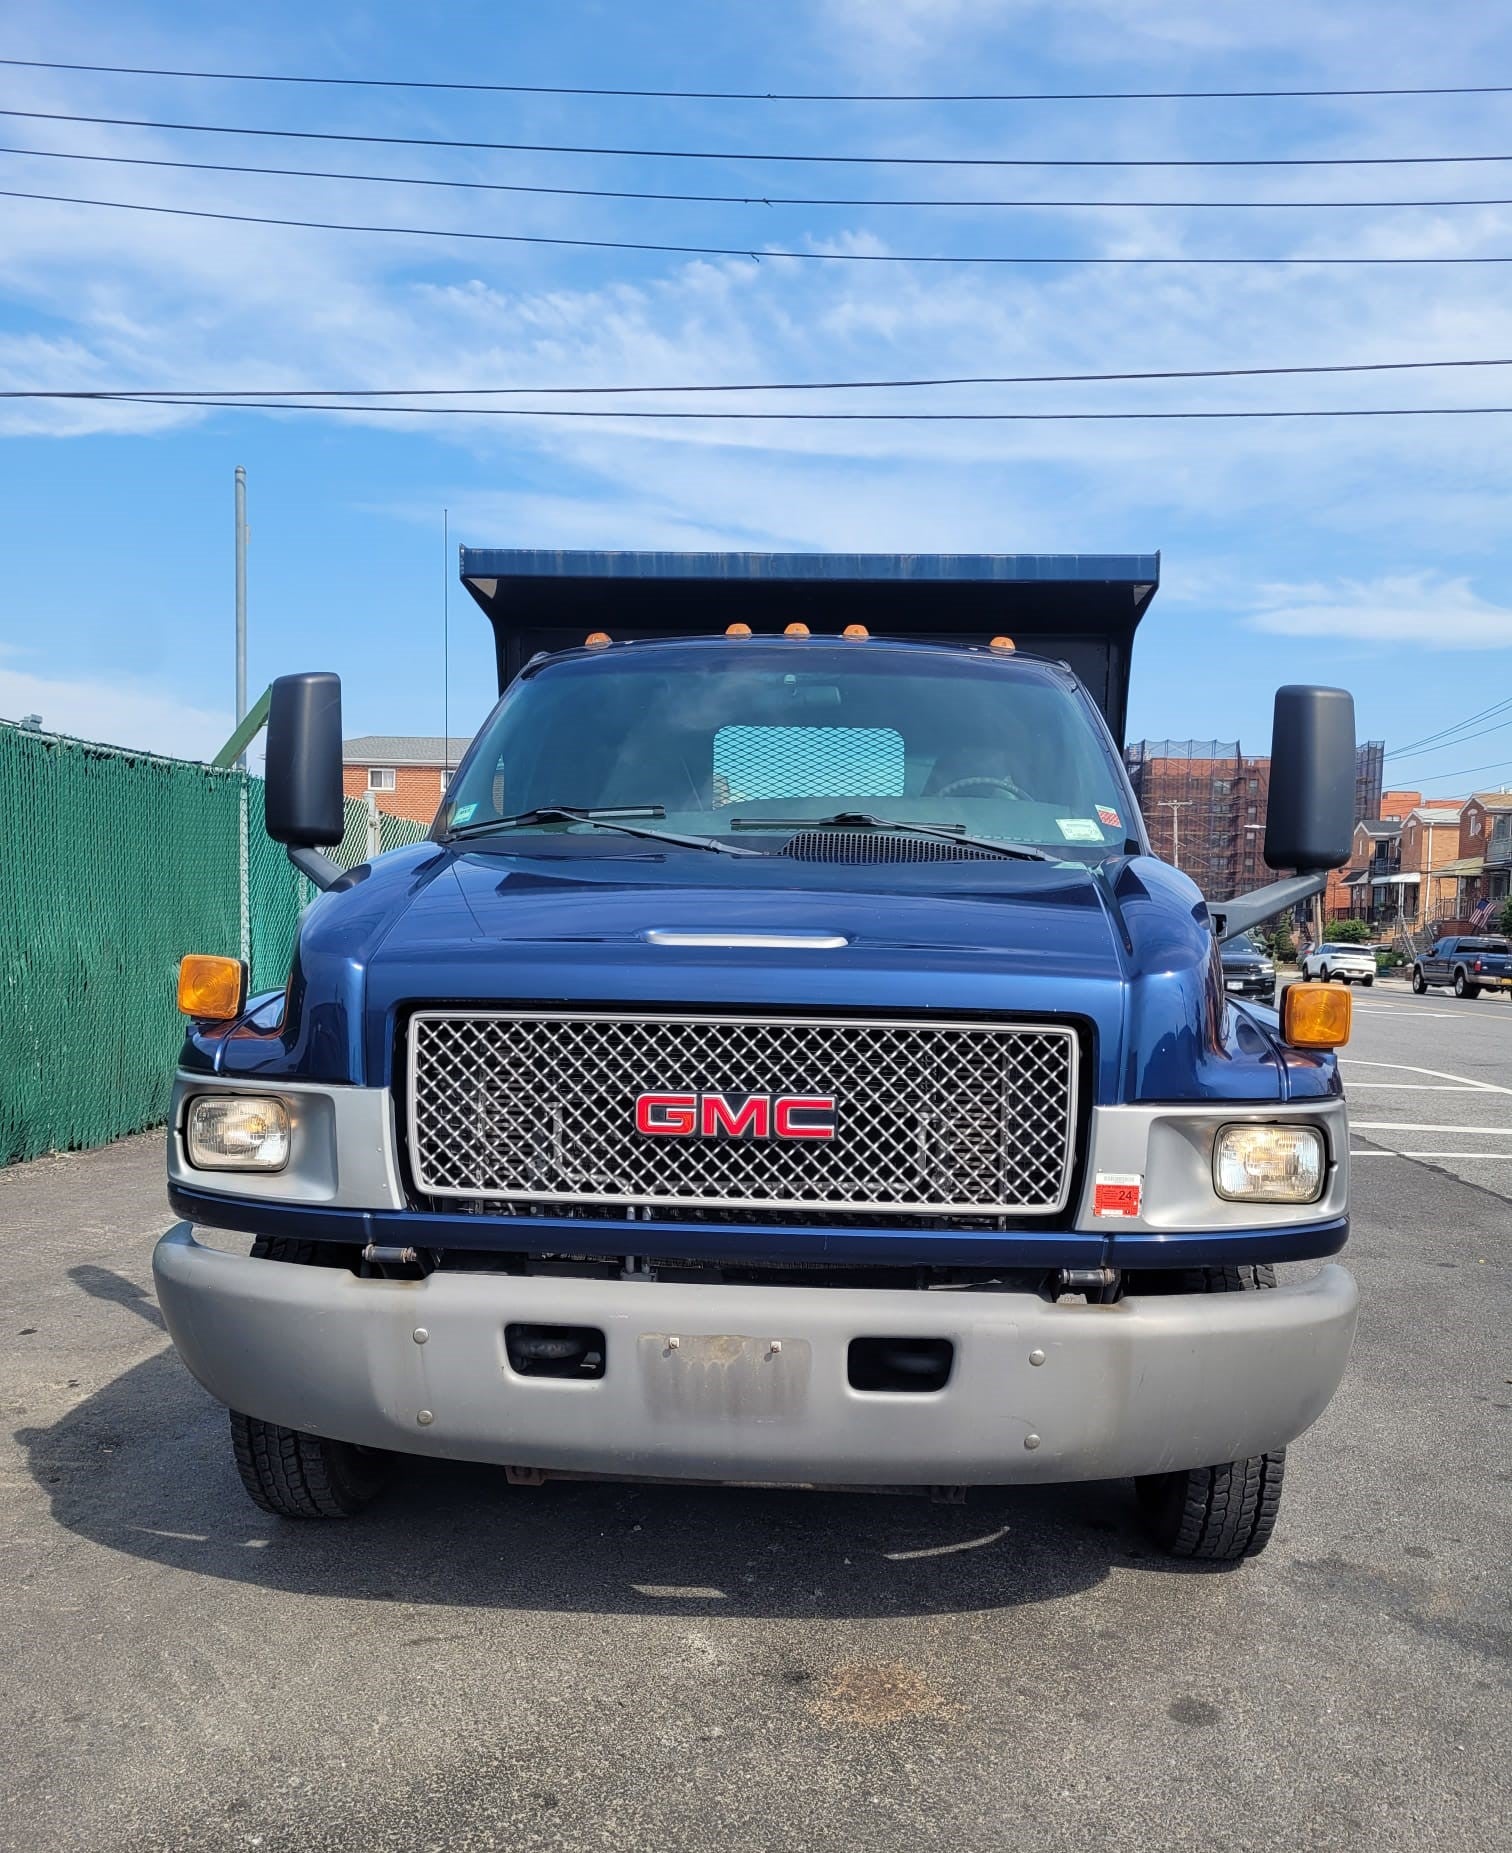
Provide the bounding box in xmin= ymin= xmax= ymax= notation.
xmin=186 ymin=1095 xmax=290 ymax=1171
xmin=1213 ymin=1124 xmax=1325 ymax=1203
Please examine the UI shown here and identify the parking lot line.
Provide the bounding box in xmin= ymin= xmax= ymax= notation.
xmin=1349 ymin=1121 xmax=1512 ymax=1135
xmin=1341 ymin=1060 xmax=1512 ymax=1095
xmin=1350 ymin=1150 xmax=1512 ymax=1160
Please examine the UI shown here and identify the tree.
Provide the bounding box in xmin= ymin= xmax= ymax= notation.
xmin=1497 ymin=897 xmax=1512 ymax=939
xmin=1327 ymin=918 xmax=1374 ymax=944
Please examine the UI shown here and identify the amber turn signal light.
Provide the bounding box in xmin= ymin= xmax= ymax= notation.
xmin=989 ymin=635 xmax=1016 ymax=652
xmin=1281 ymin=981 xmax=1351 ymax=1050
xmin=583 ymin=630 xmax=611 ymax=648
xmin=177 ymin=954 xmax=247 ymax=1022
xmin=842 ymin=624 xmax=868 ymax=639
xmin=725 ymin=622 xmax=752 ymax=637
xmin=784 ymin=622 xmax=810 ymax=637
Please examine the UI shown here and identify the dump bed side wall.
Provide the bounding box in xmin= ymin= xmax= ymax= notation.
xmin=459 ymin=550 xmax=1158 ymax=746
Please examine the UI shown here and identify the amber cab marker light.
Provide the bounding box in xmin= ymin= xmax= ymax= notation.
xmin=583 ymin=630 xmax=611 ymax=648
xmin=784 ymin=622 xmax=811 ymax=637
xmin=842 ymin=623 xmax=869 ymax=639
xmin=177 ymin=954 xmax=247 ymax=1022
xmin=989 ymin=635 xmax=1016 ymax=652
xmin=1282 ymin=980 xmax=1352 ymax=1050
xmin=725 ymin=622 xmax=752 ymax=637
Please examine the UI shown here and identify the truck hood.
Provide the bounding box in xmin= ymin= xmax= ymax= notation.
xmin=228 ymin=843 xmax=1309 ymax=1107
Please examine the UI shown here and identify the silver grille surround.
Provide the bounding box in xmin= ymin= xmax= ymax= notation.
xmin=407 ymin=1010 xmax=1079 ymax=1219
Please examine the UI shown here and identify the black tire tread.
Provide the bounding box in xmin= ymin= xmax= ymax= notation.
xmin=229 ymin=1409 xmax=385 ymax=1519
xmin=1134 ymin=1264 xmax=1286 ymax=1562
xmin=230 ymin=1235 xmax=389 ymax=1519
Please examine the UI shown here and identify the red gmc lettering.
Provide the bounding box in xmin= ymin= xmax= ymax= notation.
xmin=635 ymin=1092 xmax=698 ymax=1136
xmin=773 ymin=1096 xmax=837 ymax=1140
xmin=699 ymin=1094 xmax=771 ymax=1139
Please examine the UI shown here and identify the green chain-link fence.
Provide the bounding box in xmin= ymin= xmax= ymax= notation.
xmin=0 ymin=722 xmax=429 ymax=1166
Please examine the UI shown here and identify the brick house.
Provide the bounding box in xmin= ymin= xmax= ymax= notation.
xmin=1391 ymin=803 xmax=1467 ymax=927
xmin=1447 ymin=791 xmax=1512 ymax=919
xmin=1326 ymin=790 xmax=1420 ymax=922
xmin=341 ymin=735 xmax=472 ymax=825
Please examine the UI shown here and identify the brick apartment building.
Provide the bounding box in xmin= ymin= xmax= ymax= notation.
xmin=341 ymin=735 xmax=472 ymax=825
xmin=1124 ymin=739 xmax=1384 ymax=904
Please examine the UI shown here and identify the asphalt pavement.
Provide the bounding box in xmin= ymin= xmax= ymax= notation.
xmin=2 ymin=981 xmax=1509 ymax=1852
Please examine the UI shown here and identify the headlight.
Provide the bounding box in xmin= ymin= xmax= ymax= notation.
xmin=186 ymin=1095 xmax=291 ymax=1171
xmin=1213 ymin=1124 xmax=1325 ymax=1203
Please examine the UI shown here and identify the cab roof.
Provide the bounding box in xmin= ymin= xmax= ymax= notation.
xmin=460 ymin=548 xmax=1159 ymax=745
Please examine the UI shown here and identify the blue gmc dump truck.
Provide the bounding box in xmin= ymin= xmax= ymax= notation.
xmin=155 ymin=550 xmax=1361 ymax=1561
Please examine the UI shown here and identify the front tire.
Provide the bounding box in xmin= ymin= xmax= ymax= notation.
xmin=1133 ymin=1265 xmax=1286 ymax=1562
xmin=1412 ymin=967 xmax=1427 ymax=994
xmin=227 ymin=1235 xmax=392 ymax=1519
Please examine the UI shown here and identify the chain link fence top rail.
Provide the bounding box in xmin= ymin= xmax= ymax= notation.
xmin=0 ymin=722 xmax=430 ymax=1165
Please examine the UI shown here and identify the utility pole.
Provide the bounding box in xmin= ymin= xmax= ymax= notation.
xmin=1158 ymin=798 xmax=1193 ymax=870
xmin=234 ymin=465 xmax=248 ymax=769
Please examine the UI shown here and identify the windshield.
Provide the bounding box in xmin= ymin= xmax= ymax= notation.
xmin=441 ymin=644 xmax=1137 ymax=858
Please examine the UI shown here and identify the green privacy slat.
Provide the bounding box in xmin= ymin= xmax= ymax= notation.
xmin=0 ymin=724 xmax=433 ymax=1165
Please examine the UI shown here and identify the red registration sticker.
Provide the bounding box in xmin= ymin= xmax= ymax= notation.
xmin=1093 ymin=1173 xmax=1143 ymax=1218
xmin=1096 ymin=805 xmax=1122 ymax=829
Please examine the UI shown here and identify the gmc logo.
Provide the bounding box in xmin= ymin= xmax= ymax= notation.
xmin=635 ymin=1091 xmax=836 ymax=1141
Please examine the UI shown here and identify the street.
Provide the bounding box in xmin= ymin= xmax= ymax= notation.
xmin=2 ymin=985 xmax=1509 ymax=1853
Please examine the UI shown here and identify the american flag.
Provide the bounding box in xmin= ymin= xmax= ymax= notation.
xmin=1469 ymin=897 xmax=1496 ymax=927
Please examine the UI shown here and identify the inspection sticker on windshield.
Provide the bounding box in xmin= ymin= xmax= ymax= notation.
xmin=1096 ymin=806 xmax=1122 ymax=829
xmin=452 ymin=803 xmax=478 ymax=825
xmin=1057 ymin=817 xmax=1103 ymax=843
xmin=1093 ymin=1173 xmax=1143 ymax=1218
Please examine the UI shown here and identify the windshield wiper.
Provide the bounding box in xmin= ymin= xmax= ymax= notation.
xmin=450 ymin=805 xmax=761 ymax=858
xmin=728 ymin=811 xmax=1056 ymax=862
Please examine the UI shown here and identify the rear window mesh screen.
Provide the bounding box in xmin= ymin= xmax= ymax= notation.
xmin=712 ymin=724 xmax=905 ymax=806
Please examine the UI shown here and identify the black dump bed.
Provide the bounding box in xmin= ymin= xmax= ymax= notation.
xmin=459 ymin=549 xmax=1158 ymax=745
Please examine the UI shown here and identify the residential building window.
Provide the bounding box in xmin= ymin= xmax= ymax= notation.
xmin=368 ymin=767 xmax=396 ymax=791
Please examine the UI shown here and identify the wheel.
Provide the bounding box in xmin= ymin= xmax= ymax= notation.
xmin=1318 ymin=966 xmax=1331 ymax=983
xmin=1453 ymin=970 xmax=1481 ymax=999
xmin=227 ymin=1236 xmax=392 ymax=1519
xmin=1412 ymin=967 xmax=1427 ymax=994
xmin=1360 ymin=976 xmax=1374 ymax=987
xmin=1132 ymin=1265 xmax=1286 ymax=1562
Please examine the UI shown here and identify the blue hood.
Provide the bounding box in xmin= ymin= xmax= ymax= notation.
xmin=199 ymin=841 xmax=1332 ymax=1107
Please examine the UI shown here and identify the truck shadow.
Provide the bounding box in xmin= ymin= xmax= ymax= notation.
xmin=16 ymin=1346 xmax=1173 ymax=1618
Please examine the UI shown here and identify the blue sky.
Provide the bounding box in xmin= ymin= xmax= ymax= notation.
xmin=3 ymin=0 xmax=1512 ymax=797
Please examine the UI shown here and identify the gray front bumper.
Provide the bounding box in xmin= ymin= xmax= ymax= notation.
xmin=153 ymin=1226 xmax=1358 ymax=1486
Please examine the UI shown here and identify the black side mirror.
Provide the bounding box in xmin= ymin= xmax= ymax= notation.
xmin=1264 ymin=684 xmax=1356 ymax=873
xmin=265 ymin=672 xmax=344 ymax=848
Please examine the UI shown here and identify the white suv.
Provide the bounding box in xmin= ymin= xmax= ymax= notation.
xmin=1300 ymin=940 xmax=1376 ymax=986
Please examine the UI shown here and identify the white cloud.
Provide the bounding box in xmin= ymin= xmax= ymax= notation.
xmin=1247 ymin=573 xmax=1512 ymax=650
xmin=0 ymin=648 xmax=234 ymax=760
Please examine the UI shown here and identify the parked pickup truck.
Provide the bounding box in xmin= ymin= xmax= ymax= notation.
xmin=155 ymin=550 xmax=1361 ymax=1562
xmin=1300 ymin=941 xmax=1376 ymax=987
xmin=1411 ymin=934 xmax=1512 ymax=998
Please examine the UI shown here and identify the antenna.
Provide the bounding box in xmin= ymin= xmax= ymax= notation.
xmin=442 ymin=506 xmax=449 ymax=778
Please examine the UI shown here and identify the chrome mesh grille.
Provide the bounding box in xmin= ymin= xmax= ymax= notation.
xmin=407 ymin=1011 xmax=1077 ymax=1217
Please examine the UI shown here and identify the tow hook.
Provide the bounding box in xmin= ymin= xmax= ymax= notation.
xmin=1055 ymin=1266 xmax=1122 ymax=1303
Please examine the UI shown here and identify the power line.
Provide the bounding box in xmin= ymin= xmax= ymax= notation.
xmin=6 ymin=55 xmax=1512 ymax=104
xmin=8 ymin=106 xmax=1512 ymax=169
xmin=1403 ymin=754 xmax=1512 ymax=784
xmin=12 ymin=142 xmax=1512 ymax=210
xmin=1388 ymin=696 xmax=1512 ymax=758
xmin=9 ymin=357 xmax=1512 ymax=400
xmin=1389 ymin=715 xmax=1512 ymax=761
xmin=20 ymin=390 xmax=1512 ymax=421
xmin=11 ymin=186 xmax=1512 ymax=266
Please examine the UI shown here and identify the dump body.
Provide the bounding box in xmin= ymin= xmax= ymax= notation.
xmin=155 ymin=550 xmax=1357 ymax=1539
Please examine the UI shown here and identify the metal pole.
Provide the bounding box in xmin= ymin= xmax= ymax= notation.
xmin=234 ymin=465 xmax=248 ymax=769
